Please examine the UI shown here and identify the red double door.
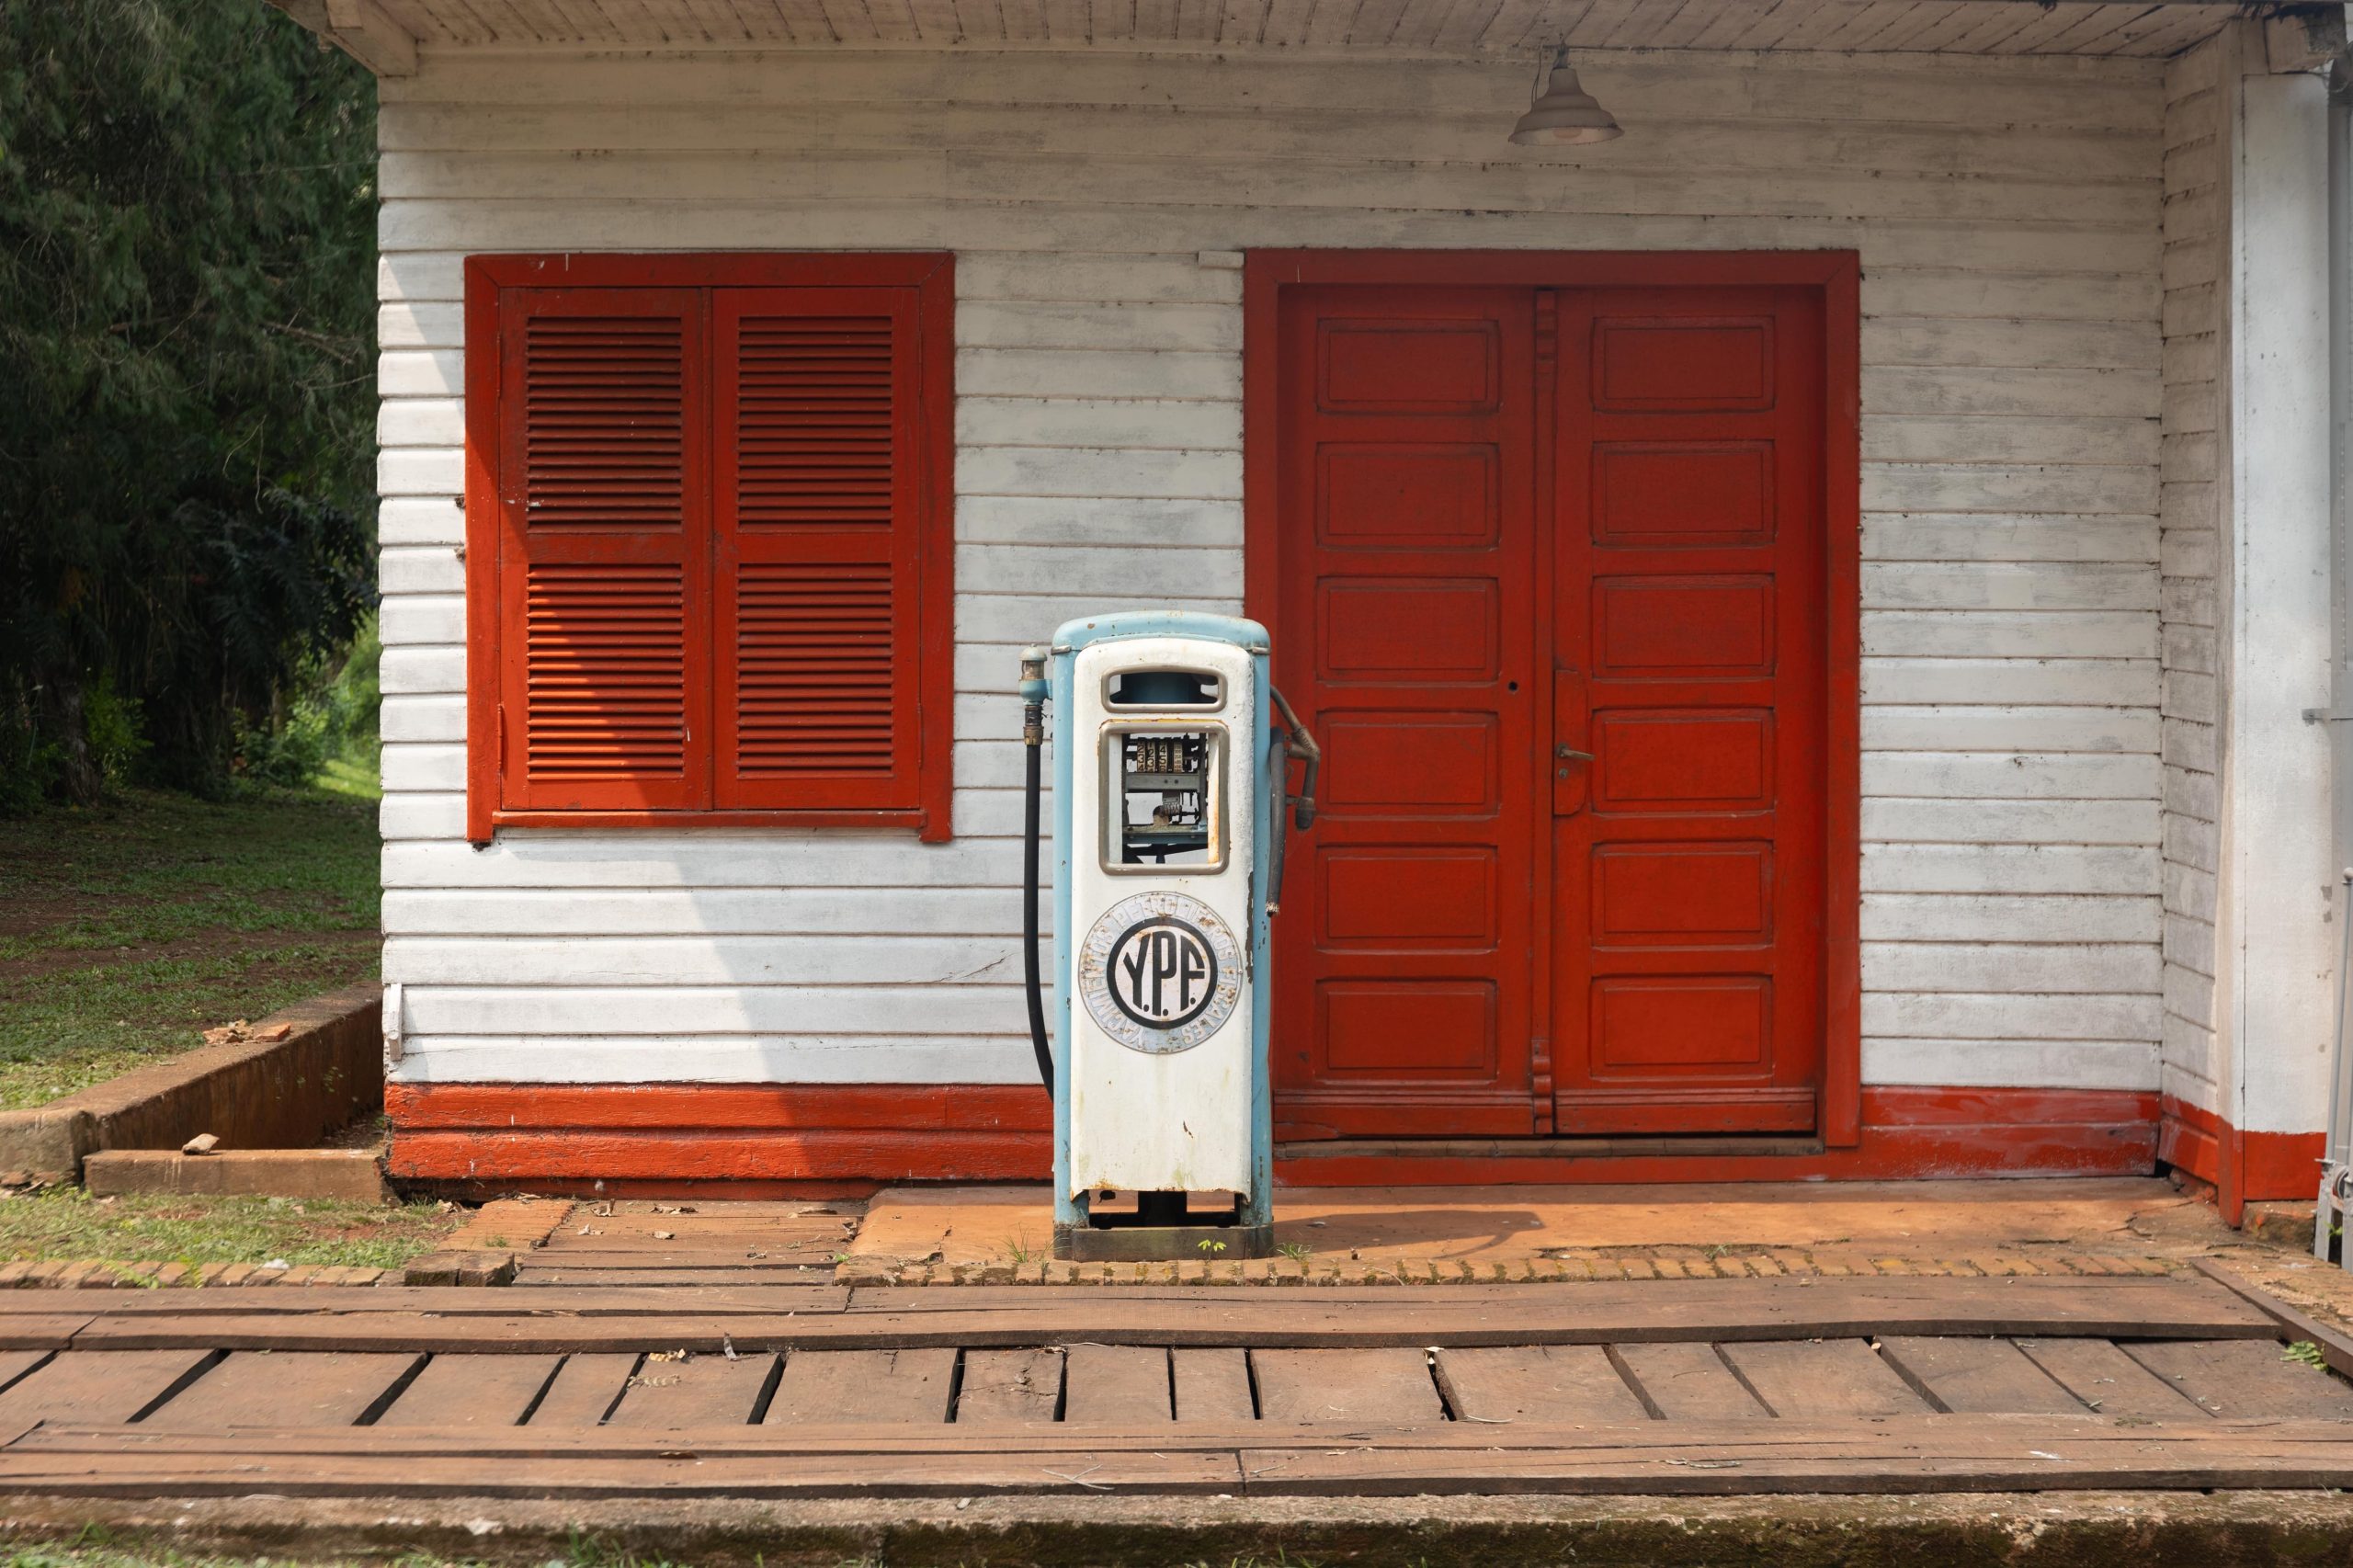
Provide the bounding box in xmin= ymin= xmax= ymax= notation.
xmin=1271 ymin=280 xmax=1831 ymax=1142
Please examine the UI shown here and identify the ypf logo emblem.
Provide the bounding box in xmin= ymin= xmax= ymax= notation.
xmin=1077 ymin=892 xmax=1243 ymax=1054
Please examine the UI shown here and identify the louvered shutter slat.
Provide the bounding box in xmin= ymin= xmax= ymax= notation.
xmin=498 ymin=289 xmax=711 ymax=813
xmin=715 ymin=290 xmax=924 ymax=809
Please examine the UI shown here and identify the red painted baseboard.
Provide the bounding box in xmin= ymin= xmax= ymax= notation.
xmin=386 ymin=1082 xmax=2161 ymax=1190
xmin=384 ymin=1083 xmax=1051 ymax=1187
xmin=2158 ymin=1094 xmax=2324 ymax=1223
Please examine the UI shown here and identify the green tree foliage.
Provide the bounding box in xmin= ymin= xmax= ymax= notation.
xmin=0 ymin=0 xmax=377 ymax=808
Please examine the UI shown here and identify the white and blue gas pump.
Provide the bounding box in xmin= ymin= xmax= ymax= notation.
xmin=1019 ymin=613 xmax=1319 ymax=1261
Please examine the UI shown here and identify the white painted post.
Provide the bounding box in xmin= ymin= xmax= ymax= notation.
xmin=2224 ymin=62 xmax=2336 ymax=1159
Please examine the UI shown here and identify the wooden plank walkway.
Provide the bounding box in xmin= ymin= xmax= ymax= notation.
xmin=0 ymin=1275 xmax=2338 ymax=1500
xmin=514 ymin=1201 xmax=858 ymax=1285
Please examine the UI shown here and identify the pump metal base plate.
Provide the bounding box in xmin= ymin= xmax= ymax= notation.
xmin=1053 ymin=1221 xmax=1275 ymax=1262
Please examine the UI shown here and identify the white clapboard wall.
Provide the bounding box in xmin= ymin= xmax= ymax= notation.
xmin=374 ymin=45 xmax=2167 ymax=1092
xmin=2156 ymin=31 xmax=2225 ymax=1118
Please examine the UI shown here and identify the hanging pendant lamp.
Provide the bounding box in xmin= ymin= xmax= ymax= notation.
xmin=1508 ymin=44 xmax=1622 ymax=145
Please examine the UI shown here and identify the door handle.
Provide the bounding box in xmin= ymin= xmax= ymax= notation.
xmin=1555 ymin=747 xmax=1594 ymax=764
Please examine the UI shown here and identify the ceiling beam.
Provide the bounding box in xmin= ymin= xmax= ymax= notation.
xmin=271 ymin=0 xmax=417 ymax=76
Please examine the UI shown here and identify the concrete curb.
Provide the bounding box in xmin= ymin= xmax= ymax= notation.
xmin=3 ymin=1489 xmax=2351 ymax=1566
xmin=84 ymin=1146 xmax=389 ymax=1204
xmin=0 ymin=983 xmax=382 ymax=1180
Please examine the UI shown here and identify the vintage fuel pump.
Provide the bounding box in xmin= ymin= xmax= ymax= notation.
xmin=1020 ymin=612 xmax=1319 ymax=1261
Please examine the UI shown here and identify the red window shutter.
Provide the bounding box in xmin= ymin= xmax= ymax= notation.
xmin=494 ymin=288 xmax=712 ymax=813
xmin=711 ymin=288 xmax=926 ymax=811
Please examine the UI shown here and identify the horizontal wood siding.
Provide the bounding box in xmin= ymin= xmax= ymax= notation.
xmin=2156 ymin=33 xmax=2226 ymax=1118
xmin=376 ymin=45 xmax=2166 ymax=1096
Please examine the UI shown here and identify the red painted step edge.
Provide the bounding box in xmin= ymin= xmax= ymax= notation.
xmin=385 ymin=1083 xmax=2162 ymax=1189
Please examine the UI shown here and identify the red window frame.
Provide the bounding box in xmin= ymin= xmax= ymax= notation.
xmin=462 ymin=253 xmax=956 ymax=843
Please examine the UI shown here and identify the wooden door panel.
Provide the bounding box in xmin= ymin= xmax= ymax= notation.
xmin=1552 ymin=286 xmax=1827 ymax=1136
xmin=1271 ymin=272 xmax=1831 ymax=1142
xmin=1273 ymin=286 xmax=1539 ymax=1139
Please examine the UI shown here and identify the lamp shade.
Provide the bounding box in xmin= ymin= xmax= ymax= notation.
xmin=1509 ymin=51 xmax=1621 ymax=145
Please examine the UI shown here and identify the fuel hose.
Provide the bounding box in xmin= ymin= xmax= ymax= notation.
xmin=1020 ymin=652 xmax=1054 ymax=1097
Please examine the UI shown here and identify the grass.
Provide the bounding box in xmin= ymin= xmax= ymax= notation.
xmin=0 ymin=1188 xmax=458 ymax=1271
xmin=0 ymin=786 xmax=380 ymax=1108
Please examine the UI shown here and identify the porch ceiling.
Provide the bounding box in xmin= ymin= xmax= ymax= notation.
xmin=310 ymin=0 xmax=2252 ymax=59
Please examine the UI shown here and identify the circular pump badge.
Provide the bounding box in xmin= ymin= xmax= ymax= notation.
xmin=1077 ymin=892 xmax=1244 ymax=1055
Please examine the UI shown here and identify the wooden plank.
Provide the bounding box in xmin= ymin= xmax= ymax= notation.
xmin=145 ymin=1352 xmax=423 ymax=1427
xmin=0 ymin=1437 xmax=1244 ymax=1497
xmin=1433 ymin=1346 xmax=1649 ymax=1424
xmin=63 ymin=1278 xmax=2279 ymax=1357
xmin=956 ymin=1349 xmax=1063 ymax=1425
xmin=765 ymin=1348 xmax=956 ymax=1425
xmin=829 ymin=1278 xmax=2274 ymax=1344
xmin=0 ymin=1352 xmax=208 ymax=1426
xmin=0 ymin=1285 xmax=848 ymax=1318
xmin=1227 ymin=1422 xmax=2353 ymax=1498
xmin=11 ymin=1418 xmax=2353 ymax=1500
xmin=605 ymin=1352 xmax=779 ymax=1427
xmin=0 ymin=1352 xmax=47 ymax=1397
xmin=1172 ymin=1347 xmax=1255 ymax=1424
xmin=1063 ymin=1345 xmax=1171 ymax=1425
xmin=1877 ymin=1337 xmax=2089 ymax=1414
xmin=527 ymin=1353 xmax=640 ymax=1426
xmin=2013 ymin=1337 xmax=2207 ymax=1421
xmin=377 ymin=1354 xmax=563 ymax=1427
xmin=2122 ymin=1339 xmax=2353 ymax=1420
xmin=1722 ymin=1341 xmax=1929 ymax=1419
xmin=1609 ymin=1343 xmax=1768 ymax=1420
xmin=0 ymin=1315 xmax=97 ymax=1350
xmin=1252 ymin=1349 xmax=1443 ymax=1425
xmin=2190 ymin=1256 xmax=2353 ymax=1385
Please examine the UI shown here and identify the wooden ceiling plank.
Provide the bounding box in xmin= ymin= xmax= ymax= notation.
xmin=1303 ymin=0 xmax=1359 ymax=47
xmin=492 ymin=0 xmax=575 ymax=41
xmin=1040 ymin=0 xmax=1090 ymax=39
xmin=2031 ymin=3 xmax=2159 ymax=55
xmin=1843 ymin=0 xmax=1948 ymax=51
xmin=1347 ymin=0 xmax=1416 ymax=47
xmin=1432 ymin=0 xmax=1507 ymax=50
xmin=1259 ymin=0 xmax=1316 ymax=45
xmin=2091 ymin=5 xmax=2227 ymax=55
xmin=864 ymin=0 xmax=921 ymax=40
xmin=574 ymin=0 xmax=663 ymax=41
xmin=1562 ymin=0 xmax=1645 ymax=49
xmin=1719 ymin=0 xmax=1813 ymax=51
xmin=1981 ymin=1 xmax=2111 ymax=52
xmin=1643 ymin=0 xmax=1724 ymax=49
xmin=374 ymin=0 xmax=475 ymax=43
xmin=1932 ymin=0 xmax=2048 ymax=52
xmin=818 ymin=0 xmax=885 ymax=42
xmin=902 ymin=0 xmax=962 ymax=42
xmin=1478 ymin=0 xmax=1574 ymax=51
xmin=1882 ymin=0 xmax=1998 ymax=51
xmin=1215 ymin=0 xmax=1267 ymax=45
xmin=1776 ymin=0 xmax=1887 ymax=51
xmin=1390 ymin=0 xmax=1462 ymax=48
xmin=944 ymin=0 xmax=996 ymax=36
xmin=1133 ymin=0 xmax=1180 ymax=40
xmin=1176 ymin=0 xmax=1223 ymax=41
